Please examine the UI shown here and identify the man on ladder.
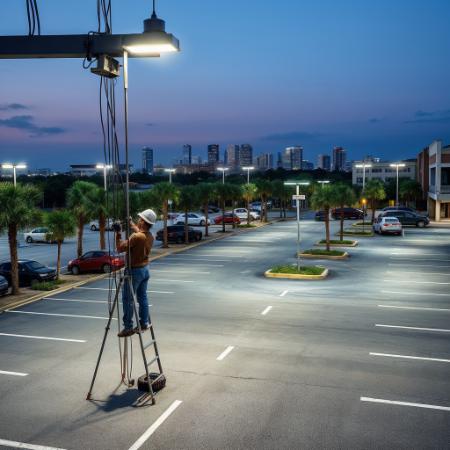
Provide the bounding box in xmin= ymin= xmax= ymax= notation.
xmin=115 ymin=209 xmax=156 ymax=337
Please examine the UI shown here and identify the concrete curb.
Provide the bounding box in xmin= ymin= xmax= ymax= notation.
xmin=299 ymin=252 xmax=349 ymax=260
xmin=314 ymin=240 xmax=358 ymax=247
xmin=336 ymin=232 xmax=374 ymax=237
xmin=264 ymin=268 xmax=329 ymax=280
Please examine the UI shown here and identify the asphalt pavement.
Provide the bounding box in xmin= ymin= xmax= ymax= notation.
xmin=0 ymin=217 xmax=449 ymax=449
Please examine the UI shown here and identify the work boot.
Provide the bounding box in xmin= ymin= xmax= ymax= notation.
xmin=133 ymin=323 xmax=150 ymax=334
xmin=117 ymin=328 xmax=134 ymax=337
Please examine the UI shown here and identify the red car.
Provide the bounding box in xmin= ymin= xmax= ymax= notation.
xmin=214 ymin=213 xmax=241 ymax=225
xmin=68 ymin=251 xmax=125 ymax=275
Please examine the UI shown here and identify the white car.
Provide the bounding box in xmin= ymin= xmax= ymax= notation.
xmin=89 ymin=219 xmax=113 ymax=231
xmin=233 ymin=208 xmax=260 ymax=221
xmin=175 ymin=213 xmax=210 ymax=226
xmin=373 ymin=216 xmax=403 ymax=235
xmin=24 ymin=227 xmax=53 ymax=244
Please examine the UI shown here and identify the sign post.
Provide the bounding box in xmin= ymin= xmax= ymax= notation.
xmin=292 ymin=192 xmax=306 ymax=271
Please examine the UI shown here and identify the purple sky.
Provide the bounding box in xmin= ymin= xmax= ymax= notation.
xmin=1 ymin=0 xmax=450 ymax=170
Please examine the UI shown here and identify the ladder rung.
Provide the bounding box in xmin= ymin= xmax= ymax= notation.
xmin=144 ymin=339 xmax=156 ymax=350
xmin=146 ymin=356 xmax=159 ymax=367
xmin=151 ymin=373 xmax=164 ymax=384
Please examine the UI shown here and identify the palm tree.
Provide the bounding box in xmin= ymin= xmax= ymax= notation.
xmin=364 ymin=179 xmax=386 ymax=223
xmin=310 ymin=185 xmax=337 ymax=251
xmin=67 ymin=181 xmax=97 ymax=257
xmin=0 ymin=182 xmax=42 ymax=294
xmin=214 ymin=183 xmax=234 ymax=232
xmin=271 ymin=180 xmax=291 ymax=218
xmin=45 ymin=210 xmax=76 ymax=279
xmin=242 ymin=183 xmax=257 ymax=224
xmin=177 ymin=185 xmax=200 ymax=243
xmin=229 ymin=184 xmax=243 ymax=229
xmin=333 ymin=183 xmax=357 ymax=241
xmin=150 ymin=182 xmax=180 ymax=248
xmin=89 ymin=186 xmax=109 ymax=250
xmin=196 ymin=182 xmax=215 ymax=236
xmin=399 ymin=179 xmax=422 ymax=207
xmin=255 ymin=179 xmax=273 ymax=222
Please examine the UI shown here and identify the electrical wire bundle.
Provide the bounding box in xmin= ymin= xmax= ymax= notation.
xmin=25 ymin=0 xmax=41 ymax=35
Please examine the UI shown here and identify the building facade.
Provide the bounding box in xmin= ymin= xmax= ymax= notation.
xmin=239 ymin=144 xmax=253 ymax=167
xmin=225 ymin=144 xmax=240 ymax=170
xmin=142 ymin=147 xmax=154 ymax=175
xmin=256 ymin=153 xmax=274 ymax=171
xmin=207 ymin=144 xmax=220 ymax=165
xmin=317 ymin=154 xmax=331 ymax=171
xmin=427 ymin=140 xmax=450 ymax=221
xmin=352 ymin=159 xmax=416 ymax=186
xmin=302 ymin=160 xmax=314 ymax=170
xmin=282 ymin=146 xmax=303 ymax=170
xmin=332 ymin=146 xmax=346 ymax=171
xmin=182 ymin=144 xmax=192 ymax=165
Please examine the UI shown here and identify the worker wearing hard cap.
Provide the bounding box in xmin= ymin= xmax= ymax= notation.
xmin=116 ymin=209 xmax=156 ymax=337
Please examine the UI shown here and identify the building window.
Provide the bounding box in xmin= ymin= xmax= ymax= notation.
xmin=357 ymin=177 xmax=363 ymax=183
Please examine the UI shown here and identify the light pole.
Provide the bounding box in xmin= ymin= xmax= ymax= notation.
xmin=390 ymin=163 xmax=405 ymax=207
xmin=361 ymin=198 xmax=367 ymax=232
xmin=1 ymin=163 xmax=27 ymax=187
xmin=355 ymin=163 xmax=372 ymax=193
xmin=242 ymin=166 xmax=254 ymax=184
xmin=217 ymin=167 xmax=229 ymax=184
xmin=317 ymin=180 xmax=330 ymax=188
xmin=284 ymin=181 xmax=310 ymax=271
xmin=96 ymin=164 xmax=112 ymax=191
xmin=164 ymin=168 xmax=176 ymax=184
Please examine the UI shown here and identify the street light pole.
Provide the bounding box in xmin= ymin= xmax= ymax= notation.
xmin=242 ymin=166 xmax=254 ymax=184
xmin=96 ymin=164 xmax=112 ymax=191
xmin=355 ymin=163 xmax=372 ymax=193
xmin=217 ymin=167 xmax=228 ymax=184
xmin=164 ymin=168 xmax=175 ymax=183
xmin=390 ymin=163 xmax=405 ymax=207
xmin=1 ymin=163 xmax=27 ymax=187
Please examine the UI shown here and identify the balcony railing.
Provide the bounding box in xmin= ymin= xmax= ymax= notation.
xmin=441 ymin=185 xmax=450 ymax=194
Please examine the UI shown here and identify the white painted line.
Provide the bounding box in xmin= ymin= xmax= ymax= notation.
xmin=385 ymin=271 xmax=450 ymax=276
xmin=182 ymin=253 xmax=244 ymax=258
xmin=378 ymin=304 xmax=450 ymax=312
xmin=151 ymin=269 xmax=211 ymax=274
xmin=381 ymin=290 xmax=450 ymax=297
xmin=0 ymin=333 xmax=86 ymax=343
xmin=0 ymin=370 xmax=28 ymax=377
xmin=5 ymin=310 xmax=116 ymax=320
xmin=388 ymin=263 xmax=450 ymax=268
xmin=0 ymin=439 xmax=66 ymax=450
xmin=76 ymin=287 xmax=175 ymax=294
xmin=369 ymin=352 xmax=450 ymax=363
xmin=216 ymin=346 xmax=235 ymax=361
xmin=261 ymin=306 xmax=272 ymax=315
xmin=154 ymin=262 xmax=224 ymax=268
xmin=390 ymin=258 xmax=450 ymax=262
xmin=280 ymin=290 xmax=288 ymax=297
xmin=44 ymin=297 xmax=107 ymax=304
xmin=168 ymin=257 xmax=231 ymax=262
xmin=382 ymin=279 xmax=450 ymax=285
xmin=375 ymin=324 xmax=450 ymax=333
xmin=152 ymin=279 xmax=194 ymax=283
xmin=128 ymin=400 xmax=183 ymax=450
xmin=360 ymin=397 xmax=450 ymax=412
xmin=390 ymin=253 xmax=442 ymax=256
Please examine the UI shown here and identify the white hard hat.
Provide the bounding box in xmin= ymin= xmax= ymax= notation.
xmin=138 ymin=209 xmax=157 ymax=225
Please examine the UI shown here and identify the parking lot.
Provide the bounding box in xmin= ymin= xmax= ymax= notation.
xmin=0 ymin=218 xmax=449 ymax=449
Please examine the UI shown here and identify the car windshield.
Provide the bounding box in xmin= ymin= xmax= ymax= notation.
xmin=25 ymin=261 xmax=46 ymax=270
xmin=385 ymin=218 xmax=398 ymax=223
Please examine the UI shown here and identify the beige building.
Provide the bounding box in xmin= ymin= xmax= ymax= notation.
xmin=428 ymin=140 xmax=450 ymax=221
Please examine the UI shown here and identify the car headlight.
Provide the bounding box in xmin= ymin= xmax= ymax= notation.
xmin=39 ymin=273 xmax=47 ymax=277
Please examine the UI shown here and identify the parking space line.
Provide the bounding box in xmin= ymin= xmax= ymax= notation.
xmin=0 ymin=439 xmax=66 ymax=450
xmin=369 ymin=352 xmax=450 ymax=363
xmin=168 ymin=257 xmax=231 ymax=262
xmin=216 ymin=346 xmax=235 ymax=361
xmin=0 ymin=370 xmax=28 ymax=377
xmin=384 ymin=271 xmax=450 ymax=276
xmin=152 ymin=279 xmax=194 ymax=283
xmin=382 ymin=279 xmax=450 ymax=285
xmin=360 ymin=397 xmax=450 ymax=411
xmin=261 ymin=306 xmax=272 ymax=315
xmin=378 ymin=304 xmax=450 ymax=312
xmin=5 ymin=310 xmax=116 ymax=320
xmin=388 ymin=263 xmax=450 ymax=268
xmin=0 ymin=333 xmax=86 ymax=343
xmin=381 ymin=290 xmax=450 ymax=297
xmin=76 ymin=287 xmax=175 ymax=294
xmin=181 ymin=253 xmax=244 ymax=257
xmin=389 ymin=258 xmax=450 ymax=262
xmin=375 ymin=324 xmax=450 ymax=333
xmin=280 ymin=290 xmax=288 ymax=297
xmin=128 ymin=400 xmax=183 ymax=450
xmin=154 ymin=262 xmax=224 ymax=268
xmin=44 ymin=297 xmax=107 ymax=304
xmin=151 ymin=270 xmax=211 ymax=274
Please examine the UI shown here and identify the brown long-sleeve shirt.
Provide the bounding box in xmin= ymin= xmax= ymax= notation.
xmin=116 ymin=231 xmax=153 ymax=268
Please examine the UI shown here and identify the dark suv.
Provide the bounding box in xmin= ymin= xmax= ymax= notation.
xmin=381 ymin=210 xmax=429 ymax=227
xmin=0 ymin=260 xmax=57 ymax=287
xmin=156 ymin=225 xmax=202 ymax=244
xmin=331 ymin=208 xmax=364 ymax=220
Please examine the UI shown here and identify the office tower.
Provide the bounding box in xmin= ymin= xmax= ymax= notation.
xmin=226 ymin=144 xmax=240 ymax=169
xmin=142 ymin=147 xmax=154 ymax=175
xmin=207 ymin=144 xmax=220 ymax=164
xmin=317 ymin=154 xmax=331 ymax=171
xmin=256 ymin=153 xmax=274 ymax=171
xmin=277 ymin=152 xmax=283 ymax=169
xmin=302 ymin=160 xmax=314 ymax=170
xmin=332 ymin=146 xmax=346 ymax=171
xmin=191 ymin=155 xmax=202 ymax=164
xmin=283 ymin=146 xmax=303 ymax=170
xmin=239 ymin=144 xmax=253 ymax=167
xmin=182 ymin=144 xmax=192 ymax=165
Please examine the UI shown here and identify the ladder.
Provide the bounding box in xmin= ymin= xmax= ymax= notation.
xmin=86 ymin=270 xmax=165 ymax=405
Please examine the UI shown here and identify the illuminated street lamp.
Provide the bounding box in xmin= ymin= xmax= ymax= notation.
xmin=390 ymin=163 xmax=406 ymax=207
xmin=317 ymin=180 xmax=330 ymax=188
xmin=96 ymin=164 xmax=112 ymax=191
xmin=242 ymin=166 xmax=255 ymax=184
xmin=284 ymin=181 xmax=310 ymax=271
xmin=217 ymin=167 xmax=229 ymax=184
xmin=164 ymin=168 xmax=176 ymax=184
xmin=361 ymin=198 xmax=367 ymax=232
xmin=355 ymin=163 xmax=372 ymax=192
xmin=1 ymin=163 xmax=27 ymax=187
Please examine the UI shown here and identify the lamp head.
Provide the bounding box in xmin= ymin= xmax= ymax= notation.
xmin=2 ymin=164 xmax=14 ymax=169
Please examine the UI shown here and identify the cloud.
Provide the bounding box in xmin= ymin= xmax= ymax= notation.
xmin=0 ymin=115 xmax=66 ymax=136
xmin=262 ymin=130 xmax=322 ymax=142
xmin=0 ymin=103 xmax=28 ymax=111
xmin=369 ymin=118 xmax=382 ymax=123
xmin=146 ymin=123 xmax=155 ymax=127
xmin=405 ymin=108 xmax=450 ymax=123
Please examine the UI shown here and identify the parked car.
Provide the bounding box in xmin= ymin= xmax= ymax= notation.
xmin=68 ymin=251 xmax=125 ymax=275
xmin=23 ymin=227 xmax=54 ymax=244
xmin=89 ymin=220 xmax=114 ymax=231
xmin=214 ymin=213 xmax=241 ymax=225
xmin=331 ymin=208 xmax=364 ymax=220
xmin=200 ymin=205 xmax=220 ymax=214
xmin=233 ymin=208 xmax=260 ymax=221
xmin=373 ymin=216 xmax=403 ymax=235
xmin=380 ymin=210 xmax=430 ymax=227
xmin=156 ymin=225 xmax=202 ymax=244
xmin=0 ymin=260 xmax=57 ymax=287
xmin=250 ymin=201 xmax=272 ymax=212
xmin=381 ymin=206 xmax=427 ymax=215
xmin=175 ymin=213 xmax=210 ymax=226
xmin=0 ymin=275 xmax=8 ymax=296
xmin=315 ymin=210 xmax=328 ymax=221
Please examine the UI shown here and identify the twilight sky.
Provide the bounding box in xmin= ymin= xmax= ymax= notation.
xmin=1 ymin=0 xmax=450 ymax=171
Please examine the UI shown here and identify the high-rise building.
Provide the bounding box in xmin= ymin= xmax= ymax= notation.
xmin=142 ymin=147 xmax=154 ymax=175
xmin=207 ymin=144 xmax=220 ymax=165
xmin=182 ymin=144 xmax=192 ymax=165
xmin=239 ymin=144 xmax=253 ymax=167
xmin=191 ymin=155 xmax=202 ymax=164
xmin=282 ymin=146 xmax=303 ymax=170
xmin=225 ymin=144 xmax=240 ymax=170
xmin=317 ymin=154 xmax=331 ymax=171
xmin=256 ymin=153 xmax=273 ymax=171
xmin=302 ymin=160 xmax=314 ymax=171
xmin=332 ymin=146 xmax=346 ymax=171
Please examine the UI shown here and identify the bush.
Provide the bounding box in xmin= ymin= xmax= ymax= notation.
xmin=302 ymin=249 xmax=345 ymax=256
xmin=319 ymin=239 xmax=354 ymax=245
xmin=340 ymin=230 xmax=373 ymax=236
xmin=238 ymin=223 xmax=257 ymax=228
xmin=31 ymin=279 xmax=66 ymax=291
xmin=270 ymin=265 xmax=325 ymax=275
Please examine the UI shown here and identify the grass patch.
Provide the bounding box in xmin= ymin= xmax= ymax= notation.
xmin=31 ymin=279 xmax=65 ymax=291
xmin=238 ymin=223 xmax=257 ymax=228
xmin=270 ymin=265 xmax=325 ymax=276
xmin=319 ymin=239 xmax=354 ymax=245
xmin=340 ymin=230 xmax=373 ymax=236
xmin=352 ymin=221 xmax=372 ymax=227
xmin=302 ymin=249 xmax=345 ymax=256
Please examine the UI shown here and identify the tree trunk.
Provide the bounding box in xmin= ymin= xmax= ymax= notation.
xmin=371 ymin=200 xmax=376 ymax=224
xmin=340 ymin=204 xmax=344 ymax=241
xmin=232 ymin=201 xmax=236 ymax=229
xmin=56 ymin=240 xmax=62 ymax=280
xmin=247 ymin=197 xmax=250 ymax=225
xmin=99 ymin=212 xmax=106 ymax=250
xmin=163 ymin=201 xmax=168 ymax=248
xmin=8 ymin=223 xmax=19 ymax=295
xmin=184 ymin=207 xmax=189 ymax=244
xmin=222 ymin=201 xmax=226 ymax=233
xmin=325 ymin=208 xmax=330 ymax=252
xmin=204 ymin=202 xmax=209 ymax=237
xmin=77 ymin=216 xmax=84 ymax=258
